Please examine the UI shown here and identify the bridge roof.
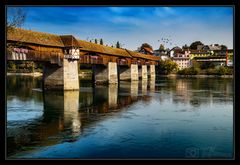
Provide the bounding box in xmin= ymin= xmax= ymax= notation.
xmin=60 ymin=35 xmax=82 ymax=48
xmin=7 ymin=28 xmax=65 ymax=47
xmin=7 ymin=28 xmax=160 ymax=61
xmin=78 ymin=40 xmax=132 ymax=58
xmin=78 ymin=40 xmax=160 ymax=61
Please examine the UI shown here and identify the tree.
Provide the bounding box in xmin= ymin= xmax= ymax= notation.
xmin=157 ymin=59 xmax=178 ymax=75
xmin=140 ymin=43 xmax=153 ymax=50
xmin=7 ymin=7 xmax=26 ymax=32
xmin=182 ymin=44 xmax=189 ymax=50
xmin=190 ymin=41 xmax=204 ymax=50
xmin=7 ymin=7 xmax=27 ymax=50
xmin=220 ymin=45 xmax=228 ymax=50
xmin=94 ymin=39 xmax=98 ymax=44
xmin=159 ymin=44 xmax=165 ymax=51
xmin=100 ymin=38 xmax=103 ymax=45
xmin=191 ymin=60 xmax=200 ymax=69
xmin=116 ymin=41 xmax=120 ymax=48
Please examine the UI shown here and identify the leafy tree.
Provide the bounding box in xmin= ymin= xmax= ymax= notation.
xmin=159 ymin=44 xmax=165 ymax=51
xmin=100 ymin=38 xmax=103 ymax=45
xmin=182 ymin=44 xmax=189 ymax=50
xmin=190 ymin=41 xmax=204 ymax=50
xmin=140 ymin=43 xmax=153 ymax=50
xmin=94 ymin=39 xmax=98 ymax=44
xmin=177 ymin=67 xmax=200 ymax=75
xmin=191 ymin=60 xmax=200 ymax=69
xmin=220 ymin=45 xmax=228 ymax=50
xmin=217 ymin=66 xmax=228 ymax=75
xmin=157 ymin=59 xmax=178 ymax=75
xmin=116 ymin=41 xmax=120 ymax=48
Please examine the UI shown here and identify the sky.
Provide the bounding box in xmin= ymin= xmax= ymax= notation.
xmin=7 ymin=6 xmax=233 ymax=50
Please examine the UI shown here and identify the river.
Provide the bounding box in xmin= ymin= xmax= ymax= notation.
xmin=6 ymin=76 xmax=233 ymax=159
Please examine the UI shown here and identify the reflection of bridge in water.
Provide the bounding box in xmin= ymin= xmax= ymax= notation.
xmin=7 ymin=79 xmax=155 ymax=156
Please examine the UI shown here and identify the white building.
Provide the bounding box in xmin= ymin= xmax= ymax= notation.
xmin=172 ymin=53 xmax=191 ymax=70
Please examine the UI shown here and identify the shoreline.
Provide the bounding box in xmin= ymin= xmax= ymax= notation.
xmin=157 ymin=74 xmax=233 ymax=78
xmin=6 ymin=72 xmax=92 ymax=79
xmin=7 ymin=72 xmax=233 ymax=79
xmin=7 ymin=72 xmax=43 ymax=77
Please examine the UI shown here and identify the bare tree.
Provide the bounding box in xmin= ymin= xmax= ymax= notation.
xmin=7 ymin=7 xmax=26 ymax=32
xmin=7 ymin=7 xmax=26 ymax=50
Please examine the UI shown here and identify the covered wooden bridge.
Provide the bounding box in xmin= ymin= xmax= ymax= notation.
xmin=7 ymin=28 xmax=160 ymax=90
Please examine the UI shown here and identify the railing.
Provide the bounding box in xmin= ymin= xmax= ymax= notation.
xmin=7 ymin=48 xmax=160 ymax=66
xmin=7 ymin=49 xmax=63 ymax=63
xmin=79 ymin=55 xmax=103 ymax=64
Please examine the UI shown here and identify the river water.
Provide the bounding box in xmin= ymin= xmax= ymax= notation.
xmin=6 ymin=76 xmax=233 ymax=159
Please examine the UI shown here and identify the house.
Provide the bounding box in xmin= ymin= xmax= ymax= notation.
xmin=202 ymin=44 xmax=222 ymax=51
xmin=172 ymin=53 xmax=191 ymax=70
xmin=153 ymin=49 xmax=169 ymax=60
xmin=190 ymin=50 xmax=210 ymax=59
xmin=139 ymin=47 xmax=154 ymax=55
xmin=169 ymin=46 xmax=182 ymax=57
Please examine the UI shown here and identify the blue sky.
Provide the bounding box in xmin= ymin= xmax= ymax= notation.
xmin=8 ymin=6 xmax=233 ymax=50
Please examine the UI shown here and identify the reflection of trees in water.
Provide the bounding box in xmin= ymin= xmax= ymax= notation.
xmin=155 ymin=78 xmax=233 ymax=106
xmin=7 ymin=76 xmax=43 ymax=102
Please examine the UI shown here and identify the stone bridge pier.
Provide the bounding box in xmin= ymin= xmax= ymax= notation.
xmin=93 ymin=62 xmax=118 ymax=84
xmin=148 ymin=65 xmax=156 ymax=79
xmin=118 ymin=64 xmax=139 ymax=81
xmin=43 ymin=58 xmax=79 ymax=90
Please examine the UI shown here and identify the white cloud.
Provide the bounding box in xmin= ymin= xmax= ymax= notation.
xmin=154 ymin=7 xmax=176 ymax=17
xmin=110 ymin=16 xmax=146 ymax=26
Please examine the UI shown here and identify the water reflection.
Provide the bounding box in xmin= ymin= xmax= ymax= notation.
xmin=130 ymin=81 xmax=138 ymax=98
xmin=64 ymin=91 xmax=81 ymax=136
xmin=108 ymin=84 xmax=118 ymax=109
xmin=141 ymin=80 xmax=147 ymax=95
xmin=149 ymin=77 xmax=156 ymax=92
xmin=7 ymin=76 xmax=233 ymax=158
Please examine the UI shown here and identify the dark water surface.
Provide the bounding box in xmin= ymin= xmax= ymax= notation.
xmin=7 ymin=76 xmax=233 ymax=159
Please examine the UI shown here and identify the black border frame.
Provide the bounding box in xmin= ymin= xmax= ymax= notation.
xmin=1 ymin=0 xmax=239 ymax=160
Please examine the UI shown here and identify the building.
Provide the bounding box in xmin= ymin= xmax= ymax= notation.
xmin=153 ymin=49 xmax=169 ymax=61
xmin=227 ymin=49 xmax=233 ymax=67
xmin=172 ymin=53 xmax=191 ymax=70
xmin=139 ymin=47 xmax=154 ymax=55
xmin=169 ymin=46 xmax=182 ymax=57
xmin=190 ymin=50 xmax=210 ymax=59
xmin=202 ymin=44 xmax=222 ymax=51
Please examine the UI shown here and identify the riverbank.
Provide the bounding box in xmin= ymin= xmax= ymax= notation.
xmin=7 ymin=72 xmax=93 ymax=80
xmin=7 ymin=72 xmax=43 ymax=77
xmin=157 ymin=73 xmax=233 ymax=78
xmin=7 ymin=72 xmax=233 ymax=79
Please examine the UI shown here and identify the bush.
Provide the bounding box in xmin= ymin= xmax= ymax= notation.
xmin=157 ymin=59 xmax=178 ymax=75
xmin=206 ymin=67 xmax=233 ymax=75
xmin=217 ymin=66 xmax=227 ymax=75
xmin=177 ymin=67 xmax=200 ymax=75
xmin=206 ymin=68 xmax=217 ymax=75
